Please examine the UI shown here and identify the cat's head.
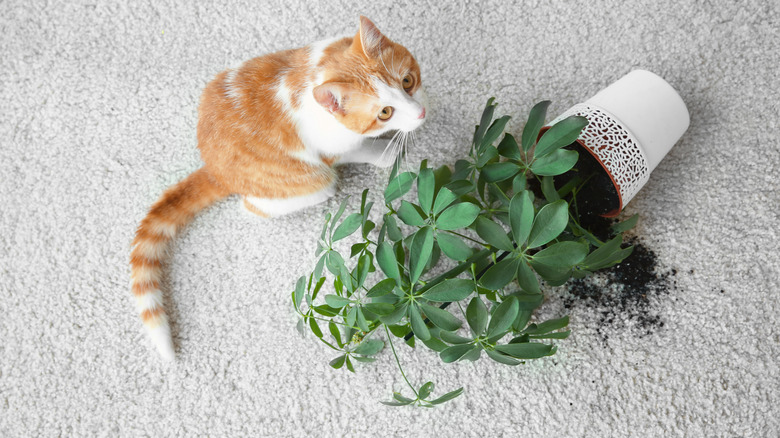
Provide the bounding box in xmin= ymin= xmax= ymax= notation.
xmin=314 ymin=17 xmax=427 ymax=136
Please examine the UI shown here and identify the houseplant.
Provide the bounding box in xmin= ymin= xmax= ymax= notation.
xmin=291 ymin=98 xmax=638 ymax=406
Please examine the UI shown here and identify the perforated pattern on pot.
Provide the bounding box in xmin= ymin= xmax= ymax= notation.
xmin=548 ymin=103 xmax=650 ymax=208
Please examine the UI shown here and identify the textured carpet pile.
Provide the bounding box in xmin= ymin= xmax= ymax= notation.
xmin=1 ymin=1 xmax=778 ymax=436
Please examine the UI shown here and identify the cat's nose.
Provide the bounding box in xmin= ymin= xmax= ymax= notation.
xmin=418 ymin=108 xmax=426 ymax=119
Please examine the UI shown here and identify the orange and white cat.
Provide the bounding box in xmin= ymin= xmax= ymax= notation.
xmin=131 ymin=17 xmax=426 ymax=361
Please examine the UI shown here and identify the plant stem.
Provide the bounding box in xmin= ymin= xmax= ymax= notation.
xmin=384 ymin=324 xmax=419 ymax=398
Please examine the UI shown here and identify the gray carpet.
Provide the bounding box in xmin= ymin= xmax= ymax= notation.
xmin=2 ymin=0 xmax=779 ymax=436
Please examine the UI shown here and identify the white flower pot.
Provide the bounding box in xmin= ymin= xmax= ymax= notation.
xmin=545 ymin=69 xmax=690 ymax=217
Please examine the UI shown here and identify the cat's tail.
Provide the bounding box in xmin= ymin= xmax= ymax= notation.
xmin=130 ymin=167 xmax=229 ymax=361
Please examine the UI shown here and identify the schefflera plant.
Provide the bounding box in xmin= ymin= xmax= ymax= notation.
xmin=292 ymin=99 xmax=637 ymax=407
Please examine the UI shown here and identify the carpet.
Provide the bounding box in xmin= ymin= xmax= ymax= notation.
xmin=1 ymin=0 xmax=778 ymax=436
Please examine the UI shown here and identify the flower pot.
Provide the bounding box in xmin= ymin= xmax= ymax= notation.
xmin=543 ymin=69 xmax=690 ymax=217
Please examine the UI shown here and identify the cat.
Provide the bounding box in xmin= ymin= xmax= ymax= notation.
xmin=130 ymin=16 xmax=427 ymax=361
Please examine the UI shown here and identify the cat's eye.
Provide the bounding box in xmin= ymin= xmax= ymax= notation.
xmin=402 ymin=74 xmax=415 ymax=91
xmin=378 ymin=106 xmax=394 ymax=121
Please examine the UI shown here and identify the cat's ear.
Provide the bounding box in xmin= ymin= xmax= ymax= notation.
xmin=353 ymin=16 xmax=387 ymax=59
xmin=313 ymin=82 xmax=351 ymax=115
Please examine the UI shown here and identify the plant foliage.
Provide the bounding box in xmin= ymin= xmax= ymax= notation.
xmin=291 ymin=99 xmax=636 ymax=406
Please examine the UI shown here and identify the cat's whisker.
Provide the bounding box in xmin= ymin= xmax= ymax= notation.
xmin=379 ymin=130 xmax=402 ymax=165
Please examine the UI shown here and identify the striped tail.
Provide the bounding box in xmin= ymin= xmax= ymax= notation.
xmin=130 ymin=168 xmax=229 ymax=361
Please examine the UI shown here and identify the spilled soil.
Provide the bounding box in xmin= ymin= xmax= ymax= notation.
xmin=563 ymin=237 xmax=677 ymax=342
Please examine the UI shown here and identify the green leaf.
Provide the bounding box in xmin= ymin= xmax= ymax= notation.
xmin=376 ymin=241 xmax=401 ymax=284
xmin=397 ymin=200 xmax=427 ymax=226
xmin=417 ymin=168 xmax=435 ymax=213
xmin=329 ymin=354 xmax=346 ymax=369
xmin=612 ymin=214 xmax=639 ymax=233
xmin=320 ymin=212 xmax=332 ymax=241
xmin=529 ymin=262 xmax=572 ymax=286
xmin=530 ymin=149 xmax=579 ymax=176
xmin=332 ymin=213 xmax=363 ymax=242
xmin=481 ymin=162 xmax=519 ymax=183
xmin=330 ymin=198 xmax=349 ymax=235
xmin=366 ymin=278 xmax=396 ymax=298
xmin=540 ymin=175 xmax=560 ymax=202
xmin=466 ymin=297 xmax=488 ymax=336
xmin=512 ymin=291 xmax=544 ymax=311
xmin=473 ymin=97 xmax=497 ymax=147
xmin=497 ymin=133 xmax=521 ymax=160
xmin=429 ymin=387 xmax=464 ymax=405
xmin=433 ymin=164 xmax=453 ymax=193
xmin=494 ymin=343 xmax=554 ymax=359
xmin=521 ymin=100 xmax=551 ymax=152
xmin=422 ymin=337 xmax=449 ymax=352
xmin=529 ymin=331 xmax=571 ymax=339
xmin=350 ymin=242 xmax=367 ymax=258
xmin=524 ymin=316 xmax=570 ymax=335
xmin=313 ymin=254 xmax=326 ymax=279
xmin=479 ymin=257 xmax=521 ymax=290
xmin=421 ymin=278 xmax=475 ymax=302
xmin=461 ymin=345 xmax=482 ymax=361
xmin=393 ymin=392 xmax=416 ymax=404
xmin=346 ymin=306 xmax=357 ymax=328
xmin=486 ymin=349 xmax=521 ymax=366
xmin=384 ymin=214 xmax=403 ymax=242
xmin=420 ymin=303 xmax=462 ymax=331
xmin=531 ymin=241 xmax=589 ymax=268
xmin=384 ymin=171 xmax=417 ymax=204
xmin=324 ymin=295 xmax=352 ymax=308
xmin=527 ymin=200 xmax=569 ymax=248
xmin=432 ymin=187 xmax=458 ymax=215
xmin=328 ymin=321 xmax=342 ymax=348
xmin=418 ymin=382 xmax=434 ymax=400
xmin=356 ymin=306 xmax=370 ymax=331
xmin=516 ymin=259 xmax=540 ymax=294
xmin=308 ymin=317 xmax=324 ymax=339
xmin=436 ymin=232 xmax=473 ymax=261
xmin=380 ymin=302 xmax=408 ymax=325
xmin=409 ymin=227 xmax=434 ymax=284
xmin=355 ymin=253 xmax=371 ymax=288
xmin=440 ymin=331 xmax=473 ymax=344
xmin=388 ymin=324 xmax=410 ymax=338
xmin=582 ymin=235 xmax=623 ymax=270
xmin=353 ymin=339 xmax=384 ymax=356
xmin=313 ymin=304 xmax=339 ymax=317
xmin=325 ymin=251 xmax=346 ymax=277
xmin=440 ymin=344 xmax=474 ymax=363
xmin=476 ymin=145 xmax=499 ymax=168
xmin=487 ymin=183 xmax=510 ymax=207
xmin=487 ymin=296 xmax=519 ymax=338
xmin=513 ymin=310 xmax=533 ymax=332
xmin=436 ymin=202 xmax=481 ymax=231
xmin=381 ymin=400 xmax=412 ymax=407
xmin=512 ymin=172 xmax=527 ymax=193
xmin=409 ymin=304 xmax=431 ymax=341
xmin=362 ymin=219 xmax=375 ymax=238
xmin=534 ymin=115 xmax=588 ymax=158
xmin=364 ymin=302 xmax=394 ymax=315
xmin=509 ymin=191 xmax=534 ymax=246
xmin=345 ymin=356 xmax=355 ymax=373
xmin=475 ymin=217 xmax=514 ymax=251
xmin=480 ymin=115 xmax=511 ymax=151
xmin=293 ymin=276 xmax=305 ymax=310
xmin=445 ymin=180 xmax=475 ymax=197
